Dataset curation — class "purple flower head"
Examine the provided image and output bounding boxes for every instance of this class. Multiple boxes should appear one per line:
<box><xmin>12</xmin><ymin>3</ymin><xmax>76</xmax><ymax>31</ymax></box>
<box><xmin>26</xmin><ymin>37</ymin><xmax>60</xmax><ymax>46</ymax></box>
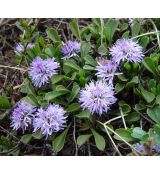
<box><xmin>61</xmin><ymin>41</ymin><xmax>81</xmax><ymax>59</ymax></box>
<box><xmin>95</xmin><ymin>59</ymin><xmax>120</xmax><ymax>84</ymax></box>
<box><xmin>11</xmin><ymin>101</ymin><xmax>36</xmax><ymax>132</ymax></box>
<box><xmin>134</xmin><ymin>143</ymin><xmax>145</xmax><ymax>153</ymax></box>
<box><xmin>28</xmin><ymin>56</ymin><xmax>59</xmax><ymax>87</ymax></box>
<box><xmin>27</xmin><ymin>43</ymin><xmax>35</xmax><ymax>49</ymax></box>
<box><xmin>15</xmin><ymin>43</ymin><xmax>35</xmax><ymax>53</ymax></box>
<box><xmin>152</xmin><ymin>145</ymin><xmax>160</xmax><ymax>153</ymax></box>
<box><xmin>33</xmin><ymin>104</ymin><xmax>67</xmax><ymax>138</ymax></box>
<box><xmin>79</xmin><ymin>80</ymin><xmax>117</xmax><ymax>115</ymax></box>
<box><xmin>15</xmin><ymin>43</ymin><xmax>24</xmax><ymax>53</ymax></box>
<box><xmin>110</xmin><ymin>39</ymin><xmax>144</xmax><ymax>64</ymax></box>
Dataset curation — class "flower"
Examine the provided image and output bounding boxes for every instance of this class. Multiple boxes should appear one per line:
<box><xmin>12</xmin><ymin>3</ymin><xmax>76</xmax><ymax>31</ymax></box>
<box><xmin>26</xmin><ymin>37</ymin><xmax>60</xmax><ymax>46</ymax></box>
<box><xmin>33</xmin><ymin>104</ymin><xmax>67</xmax><ymax>138</ymax></box>
<box><xmin>79</xmin><ymin>80</ymin><xmax>117</xmax><ymax>115</ymax></box>
<box><xmin>15</xmin><ymin>43</ymin><xmax>35</xmax><ymax>53</ymax></box>
<box><xmin>134</xmin><ymin>143</ymin><xmax>145</xmax><ymax>153</ymax></box>
<box><xmin>152</xmin><ymin>145</ymin><xmax>160</xmax><ymax>153</ymax></box>
<box><xmin>15</xmin><ymin>43</ymin><xmax>24</xmax><ymax>53</ymax></box>
<box><xmin>95</xmin><ymin>59</ymin><xmax>120</xmax><ymax>84</ymax></box>
<box><xmin>61</xmin><ymin>41</ymin><xmax>81</xmax><ymax>59</ymax></box>
<box><xmin>28</xmin><ymin>56</ymin><xmax>59</xmax><ymax>87</ymax></box>
<box><xmin>11</xmin><ymin>101</ymin><xmax>36</xmax><ymax>132</ymax></box>
<box><xmin>27</xmin><ymin>43</ymin><xmax>35</xmax><ymax>49</ymax></box>
<box><xmin>110</xmin><ymin>39</ymin><xmax>144</xmax><ymax>64</ymax></box>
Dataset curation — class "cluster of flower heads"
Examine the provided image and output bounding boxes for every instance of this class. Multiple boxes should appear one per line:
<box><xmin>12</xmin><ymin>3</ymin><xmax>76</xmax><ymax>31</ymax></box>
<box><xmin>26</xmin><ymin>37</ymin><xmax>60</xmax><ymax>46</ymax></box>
<box><xmin>28</xmin><ymin>56</ymin><xmax>59</xmax><ymax>87</ymax></box>
<box><xmin>134</xmin><ymin>143</ymin><xmax>160</xmax><ymax>154</ymax></box>
<box><xmin>11</xmin><ymin>101</ymin><xmax>67</xmax><ymax>138</ymax></box>
<box><xmin>61</xmin><ymin>41</ymin><xmax>81</xmax><ymax>59</ymax></box>
<box><xmin>15</xmin><ymin>43</ymin><xmax>35</xmax><ymax>53</ymax></box>
<box><xmin>95</xmin><ymin>39</ymin><xmax>144</xmax><ymax>84</ymax></box>
<box><xmin>13</xmin><ymin>39</ymin><xmax>144</xmax><ymax>123</ymax></box>
<box><xmin>80</xmin><ymin>39</ymin><xmax>144</xmax><ymax>115</ymax></box>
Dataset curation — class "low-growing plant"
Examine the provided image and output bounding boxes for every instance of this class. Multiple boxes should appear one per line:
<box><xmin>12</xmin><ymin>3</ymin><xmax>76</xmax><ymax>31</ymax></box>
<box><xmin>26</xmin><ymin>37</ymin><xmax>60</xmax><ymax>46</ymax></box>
<box><xmin>1</xmin><ymin>18</ymin><xmax>160</xmax><ymax>156</ymax></box>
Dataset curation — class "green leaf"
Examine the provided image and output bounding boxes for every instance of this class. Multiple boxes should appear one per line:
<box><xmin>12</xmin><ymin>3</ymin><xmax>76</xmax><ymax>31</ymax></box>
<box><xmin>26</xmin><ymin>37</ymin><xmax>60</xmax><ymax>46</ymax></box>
<box><xmin>66</xmin><ymin>103</ymin><xmax>80</xmax><ymax>113</ymax></box>
<box><xmin>157</xmin><ymin>84</ymin><xmax>160</xmax><ymax>95</ymax></box>
<box><xmin>46</xmin><ymin>28</ymin><xmax>61</xmax><ymax>42</ymax></box>
<box><xmin>131</xmin><ymin>22</ymin><xmax>141</xmax><ymax>37</ymax></box>
<box><xmin>140</xmin><ymin>36</ymin><xmax>149</xmax><ymax>48</ymax></box>
<box><xmin>92</xmin><ymin>18</ymin><xmax>101</xmax><ymax>28</ymax></box>
<box><xmin>118</xmin><ymin>102</ymin><xmax>131</xmax><ymax>114</ymax></box>
<box><xmin>149</xmin><ymin>129</ymin><xmax>160</xmax><ymax>145</ymax></box>
<box><xmin>83</xmin><ymin>65</ymin><xmax>95</xmax><ymax>71</ymax></box>
<box><xmin>91</xmin><ymin>128</ymin><xmax>105</xmax><ymax>151</ymax></box>
<box><xmin>134</xmin><ymin>88</ymin><xmax>142</xmax><ymax>97</ymax></box>
<box><xmin>115</xmin><ymin>83</ymin><xmax>125</xmax><ymax>93</ymax></box>
<box><xmin>120</xmin><ymin>23</ymin><xmax>128</xmax><ymax>31</ymax></box>
<box><xmin>52</xmin><ymin>124</ymin><xmax>70</xmax><ymax>153</ymax></box>
<box><xmin>122</xmin><ymin>31</ymin><xmax>130</xmax><ymax>39</ymax></box>
<box><xmin>148</xmin><ymin>79</ymin><xmax>157</xmax><ymax>90</ymax></box>
<box><xmin>77</xmin><ymin>134</ymin><xmax>92</xmax><ymax>147</ymax></box>
<box><xmin>32</xmin><ymin>131</ymin><xmax>43</xmax><ymax>140</ymax></box>
<box><xmin>83</xmin><ymin>55</ymin><xmax>96</xmax><ymax>66</ymax></box>
<box><xmin>56</xmin><ymin>85</ymin><xmax>70</xmax><ymax>93</ymax></box>
<box><xmin>104</xmin><ymin>19</ymin><xmax>118</xmax><ymax>43</ymax></box>
<box><xmin>81</xmin><ymin>42</ymin><xmax>90</xmax><ymax>58</ymax></box>
<box><xmin>156</xmin><ymin>95</ymin><xmax>160</xmax><ymax>105</ymax></box>
<box><xmin>118</xmin><ymin>74</ymin><xmax>128</xmax><ymax>81</ymax></box>
<box><xmin>64</xmin><ymin>60</ymin><xmax>82</xmax><ymax>72</ymax></box>
<box><xmin>124</xmin><ymin>62</ymin><xmax>131</xmax><ymax>71</ymax></box>
<box><xmin>76</xmin><ymin>110</ymin><xmax>91</xmax><ymax>119</ymax></box>
<box><xmin>106</xmin><ymin>19</ymin><xmax>118</xmax><ymax>38</ymax></box>
<box><xmin>0</xmin><ymin>94</ymin><xmax>11</xmax><ymax>109</ymax></box>
<box><xmin>131</xmin><ymin>127</ymin><xmax>146</xmax><ymax>139</ymax></box>
<box><xmin>147</xmin><ymin>106</ymin><xmax>160</xmax><ymax>124</ymax></box>
<box><xmin>125</xmin><ymin>112</ymin><xmax>140</xmax><ymax>122</ymax></box>
<box><xmin>114</xmin><ymin>128</ymin><xmax>136</xmax><ymax>142</ymax></box>
<box><xmin>20</xmin><ymin>81</ymin><xmax>35</xmax><ymax>95</ymax></box>
<box><xmin>45</xmin><ymin>44</ymin><xmax>55</xmax><ymax>57</ymax></box>
<box><xmin>45</xmin><ymin>91</ymin><xmax>68</xmax><ymax>101</ymax></box>
<box><xmin>51</xmin><ymin>75</ymin><xmax>64</xmax><ymax>85</ymax></box>
<box><xmin>154</xmin><ymin>124</ymin><xmax>160</xmax><ymax>136</ymax></box>
<box><xmin>69</xmin><ymin>19</ymin><xmax>80</xmax><ymax>39</ymax></box>
<box><xmin>135</xmin><ymin>103</ymin><xmax>146</xmax><ymax>111</ymax></box>
<box><xmin>21</xmin><ymin>134</ymin><xmax>32</xmax><ymax>144</ymax></box>
<box><xmin>33</xmin><ymin>43</ymin><xmax>41</xmax><ymax>55</ymax></box>
<box><xmin>26</xmin><ymin>94</ymin><xmax>39</xmax><ymax>106</ymax></box>
<box><xmin>140</xmin><ymin>87</ymin><xmax>155</xmax><ymax>103</ymax></box>
<box><xmin>98</xmin><ymin>44</ymin><xmax>107</xmax><ymax>55</ymax></box>
<box><xmin>68</xmin><ymin>84</ymin><xmax>80</xmax><ymax>103</ymax></box>
<box><xmin>143</xmin><ymin>57</ymin><xmax>158</xmax><ymax>75</ymax></box>
<box><xmin>126</xmin><ymin>76</ymin><xmax>138</xmax><ymax>87</ymax></box>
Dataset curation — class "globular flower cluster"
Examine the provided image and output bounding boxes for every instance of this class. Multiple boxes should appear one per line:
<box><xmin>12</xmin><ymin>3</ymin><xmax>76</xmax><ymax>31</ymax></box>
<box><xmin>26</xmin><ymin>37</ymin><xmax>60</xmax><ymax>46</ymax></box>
<box><xmin>95</xmin><ymin>59</ymin><xmax>119</xmax><ymax>84</ymax></box>
<box><xmin>15</xmin><ymin>43</ymin><xmax>35</xmax><ymax>53</ymax></box>
<box><xmin>11</xmin><ymin>102</ymin><xmax>67</xmax><ymax>138</ymax></box>
<box><xmin>33</xmin><ymin>104</ymin><xmax>67</xmax><ymax>138</ymax></box>
<box><xmin>79</xmin><ymin>80</ymin><xmax>117</xmax><ymax>115</ymax></box>
<box><xmin>11</xmin><ymin>101</ymin><xmax>36</xmax><ymax>132</ymax></box>
<box><xmin>61</xmin><ymin>41</ymin><xmax>81</xmax><ymax>59</ymax></box>
<box><xmin>28</xmin><ymin>56</ymin><xmax>59</xmax><ymax>87</ymax></box>
<box><xmin>109</xmin><ymin>39</ymin><xmax>144</xmax><ymax>64</ymax></box>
